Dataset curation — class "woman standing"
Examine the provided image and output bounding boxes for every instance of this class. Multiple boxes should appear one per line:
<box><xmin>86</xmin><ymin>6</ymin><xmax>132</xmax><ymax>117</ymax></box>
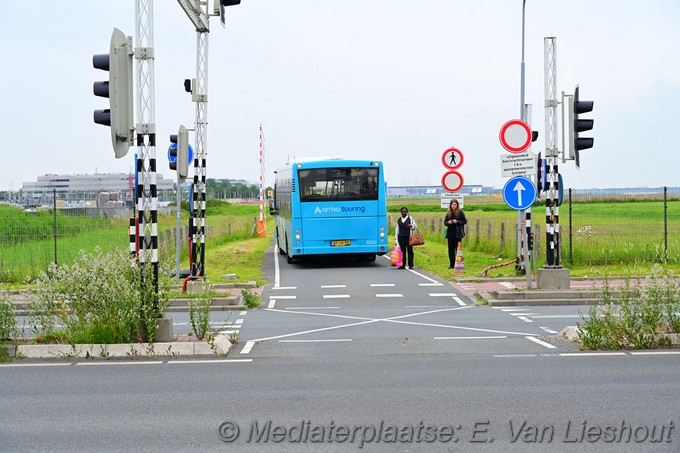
<box><xmin>395</xmin><ymin>207</ymin><xmax>417</xmax><ymax>269</ymax></box>
<box><xmin>444</xmin><ymin>199</ymin><xmax>467</xmax><ymax>269</ymax></box>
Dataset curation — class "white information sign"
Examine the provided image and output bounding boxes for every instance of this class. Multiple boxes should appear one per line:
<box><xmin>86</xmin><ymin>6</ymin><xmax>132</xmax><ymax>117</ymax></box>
<box><xmin>440</xmin><ymin>193</ymin><xmax>465</xmax><ymax>209</ymax></box>
<box><xmin>500</xmin><ymin>152</ymin><xmax>537</xmax><ymax>178</ymax></box>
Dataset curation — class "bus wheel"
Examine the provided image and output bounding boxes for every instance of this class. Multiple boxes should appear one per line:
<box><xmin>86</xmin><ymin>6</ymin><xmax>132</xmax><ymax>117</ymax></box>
<box><xmin>366</xmin><ymin>254</ymin><xmax>376</xmax><ymax>262</ymax></box>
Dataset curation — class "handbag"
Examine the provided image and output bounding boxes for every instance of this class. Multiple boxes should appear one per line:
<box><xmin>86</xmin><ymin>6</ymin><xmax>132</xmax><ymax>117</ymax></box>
<box><xmin>390</xmin><ymin>247</ymin><xmax>403</xmax><ymax>267</ymax></box>
<box><xmin>409</xmin><ymin>229</ymin><xmax>425</xmax><ymax>246</ymax></box>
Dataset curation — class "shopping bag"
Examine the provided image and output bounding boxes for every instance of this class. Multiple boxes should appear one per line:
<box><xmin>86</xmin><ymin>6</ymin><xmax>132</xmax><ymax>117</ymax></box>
<box><xmin>409</xmin><ymin>231</ymin><xmax>425</xmax><ymax>246</ymax></box>
<box><xmin>390</xmin><ymin>247</ymin><xmax>403</xmax><ymax>267</ymax></box>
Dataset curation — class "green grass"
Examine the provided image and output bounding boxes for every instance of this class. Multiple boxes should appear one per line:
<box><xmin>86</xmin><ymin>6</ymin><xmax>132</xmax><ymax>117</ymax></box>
<box><xmin>2</xmin><ymin>197</ymin><xmax>679</xmax><ymax>287</ymax></box>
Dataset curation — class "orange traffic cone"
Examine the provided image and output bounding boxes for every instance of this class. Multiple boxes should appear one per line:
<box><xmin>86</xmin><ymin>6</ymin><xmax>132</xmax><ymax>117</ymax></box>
<box><xmin>453</xmin><ymin>243</ymin><xmax>465</xmax><ymax>273</ymax></box>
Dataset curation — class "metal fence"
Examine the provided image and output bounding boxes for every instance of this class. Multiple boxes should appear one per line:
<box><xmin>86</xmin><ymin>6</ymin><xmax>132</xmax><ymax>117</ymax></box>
<box><xmin>0</xmin><ymin>205</ymin><xmax>257</xmax><ymax>284</ymax></box>
<box><xmin>2</xmin><ymin>187</ymin><xmax>679</xmax><ymax>284</ymax></box>
<box><xmin>563</xmin><ymin>186</ymin><xmax>680</xmax><ymax>265</ymax></box>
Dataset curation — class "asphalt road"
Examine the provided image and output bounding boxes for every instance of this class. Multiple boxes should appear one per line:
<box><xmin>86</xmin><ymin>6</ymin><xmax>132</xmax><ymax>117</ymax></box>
<box><xmin>3</xmin><ymin>245</ymin><xmax>679</xmax><ymax>452</ymax></box>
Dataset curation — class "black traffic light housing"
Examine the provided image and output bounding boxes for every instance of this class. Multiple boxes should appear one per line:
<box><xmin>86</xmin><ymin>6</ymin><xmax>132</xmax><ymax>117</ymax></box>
<box><xmin>93</xmin><ymin>28</ymin><xmax>134</xmax><ymax>159</ymax></box>
<box><xmin>169</xmin><ymin>126</ymin><xmax>190</xmax><ymax>182</ymax></box>
<box><xmin>570</xmin><ymin>85</ymin><xmax>594</xmax><ymax>169</ymax></box>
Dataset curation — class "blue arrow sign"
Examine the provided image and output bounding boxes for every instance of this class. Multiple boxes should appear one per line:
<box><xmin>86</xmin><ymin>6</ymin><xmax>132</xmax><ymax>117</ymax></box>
<box><xmin>167</xmin><ymin>143</ymin><xmax>194</xmax><ymax>164</ymax></box>
<box><xmin>503</xmin><ymin>176</ymin><xmax>537</xmax><ymax>211</ymax></box>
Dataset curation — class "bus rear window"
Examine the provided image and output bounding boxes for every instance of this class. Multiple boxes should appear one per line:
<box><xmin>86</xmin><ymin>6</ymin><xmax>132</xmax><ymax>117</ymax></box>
<box><xmin>298</xmin><ymin>167</ymin><xmax>379</xmax><ymax>202</ymax></box>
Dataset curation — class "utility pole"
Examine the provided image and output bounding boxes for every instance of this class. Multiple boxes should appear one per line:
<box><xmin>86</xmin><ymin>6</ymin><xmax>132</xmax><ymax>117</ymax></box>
<box><xmin>177</xmin><ymin>0</ymin><xmax>241</xmax><ymax>277</ymax></box>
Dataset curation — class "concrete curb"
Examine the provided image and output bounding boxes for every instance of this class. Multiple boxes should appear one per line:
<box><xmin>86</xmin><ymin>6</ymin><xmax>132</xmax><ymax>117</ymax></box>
<box><xmin>14</xmin><ymin>334</ymin><xmax>232</xmax><ymax>359</ymax></box>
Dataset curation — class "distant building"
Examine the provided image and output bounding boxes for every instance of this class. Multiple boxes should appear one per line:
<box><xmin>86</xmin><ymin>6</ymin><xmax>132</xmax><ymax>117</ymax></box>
<box><xmin>21</xmin><ymin>173</ymin><xmax>174</xmax><ymax>205</ymax></box>
<box><xmin>386</xmin><ymin>185</ymin><xmax>490</xmax><ymax>197</ymax></box>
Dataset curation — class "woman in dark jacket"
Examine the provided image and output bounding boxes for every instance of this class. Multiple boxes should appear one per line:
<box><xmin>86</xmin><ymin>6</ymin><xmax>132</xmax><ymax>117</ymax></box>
<box><xmin>444</xmin><ymin>199</ymin><xmax>467</xmax><ymax>269</ymax></box>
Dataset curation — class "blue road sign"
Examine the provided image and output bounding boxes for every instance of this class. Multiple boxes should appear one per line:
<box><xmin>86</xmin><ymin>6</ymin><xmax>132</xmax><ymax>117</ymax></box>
<box><xmin>503</xmin><ymin>176</ymin><xmax>537</xmax><ymax>210</ymax></box>
<box><xmin>167</xmin><ymin>143</ymin><xmax>194</xmax><ymax>164</ymax></box>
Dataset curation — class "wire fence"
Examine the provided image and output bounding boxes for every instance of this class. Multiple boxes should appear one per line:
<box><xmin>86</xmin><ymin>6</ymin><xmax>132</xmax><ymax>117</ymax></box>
<box><xmin>0</xmin><ymin>204</ymin><xmax>257</xmax><ymax>284</ymax></box>
<box><xmin>396</xmin><ymin>186</ymin><xmax>680</xmax><ymax>268</ymax></box>
<box><xmin>2</xmin><ymin>187</ymin><xmax>679</xmax><ymax>283</ymax></box>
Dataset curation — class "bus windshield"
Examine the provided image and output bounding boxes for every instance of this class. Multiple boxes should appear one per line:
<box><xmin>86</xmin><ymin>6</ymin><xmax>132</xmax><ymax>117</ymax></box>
<box><xmin>298</xmin><ymin>167</ymin><xmax>379</xmax><ymax>202</ymax></box>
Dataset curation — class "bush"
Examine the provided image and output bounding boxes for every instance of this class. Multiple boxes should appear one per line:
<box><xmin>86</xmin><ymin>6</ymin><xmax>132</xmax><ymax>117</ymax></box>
<box><xmin>578</xmin><ymin>266</ymin><xmax>680</xmax><ymax>349</ymax></box>
<box><xmin>0</xmin><ymin>296</ymin><xmax>17</xmax><ymax>341</ymax></box>
<box><xmin>27</xmin><ymin>248</ymin><xmax>170</xmax><ymax>345</ymax></box>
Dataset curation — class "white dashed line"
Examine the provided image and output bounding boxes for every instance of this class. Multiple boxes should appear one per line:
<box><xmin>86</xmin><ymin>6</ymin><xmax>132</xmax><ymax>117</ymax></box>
<box><xmin>452</xmin><ymin>297</ymin><xmax>467</xmax><ymax>306</ymax></box>
<box><xmin>517</xmin><ymin>316</ymin><xmax>533</xmax><ymax>323</ymax></box>
<box><xmin>279</xmin><ymin>339</ymin><xmax>352</xmax><ymax>343</ymax></box>
<box><xmin>268</xmin><ymin>300</ymin><xmax>276</xmax><ymax>309</ymax></box>
<box><xmin>540</xmin><ymin>327</ymin><xmax>559</xmax><ymax>334</ymax></box>
<box><xmin>273</xmin><ymin>286</ymin><xmax>297</xmax><ymax>290</ymax></box>
<box><xmin>270</xmin><ymin>295</ymin><xmax>296</xmax><ymax>299</ymax></box>
<box><xmin>371</xmin><ymin>283</ymin><xmax>395</xmax><ymax>287</ymax></box>
<box><xmin>434</xmin><ymin>336</ymin><xmax>507</xmax><ymax>340</ymax></box>
<box><xmin>285</xmin><ymin>307</ymin><xmax>340</xmax><ymax>310</ymax></box>
<box><xmin>241</xmin><ymin>341</ymin><xmax>255</xmax><ymax>354</ymax></box>
<box><xmin>525</xmin><ymin>336</ymin><xmax>557</xmax><ymax>349</ymax></box>
<box><xmin>323</xmin><ymin>294</ymin><xmax>350</xmax><ymax>299</ymax></box>
<box><xmin>429</xmin><ymin>293</ymin><xmax>458</xmax><ymax>297</ymax></box>
<box><xmin>376</xmin><ymin>294</ymin><xmax>403</xmax><ymax>298</ymax></box>
<box><xmin>321</xmin><ymin>285</ymin><xmax>346</xmax><ymax>288</ymax></box>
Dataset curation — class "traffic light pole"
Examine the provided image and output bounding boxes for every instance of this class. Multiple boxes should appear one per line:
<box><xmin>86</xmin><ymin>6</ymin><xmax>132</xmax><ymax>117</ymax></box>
<box><xmin>135</xmin><ymin>0</ymin><xmax>160</xmax><ymax>298</ymax></box>
<box><xmin>191</xmin><ymin>29</ymin><xmax>209</xmax><ymax>277</ymax></box>
<box><xmin>543</xmin><ymin>37</ymin><xmax>561</xmax><ymax>268</ymax></box>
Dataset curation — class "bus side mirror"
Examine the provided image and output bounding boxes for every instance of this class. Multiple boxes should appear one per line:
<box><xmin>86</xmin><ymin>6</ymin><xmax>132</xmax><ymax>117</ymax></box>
<box><xmin>269</xmin><ymin>199</ymin><xmax>278</xmax><ymax>216</ymax></box>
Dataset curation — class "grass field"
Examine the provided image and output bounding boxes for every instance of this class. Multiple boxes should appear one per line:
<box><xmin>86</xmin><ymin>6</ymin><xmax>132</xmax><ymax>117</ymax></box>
<box><xmin>1</xmin><ymin>195</ymin><xmax>679</xmax><ymax>287</ymax></box>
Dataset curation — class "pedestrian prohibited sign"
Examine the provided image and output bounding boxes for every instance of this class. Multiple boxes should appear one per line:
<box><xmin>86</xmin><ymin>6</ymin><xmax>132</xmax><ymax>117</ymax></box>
<box><xmin>442</xmin><ymin>147</ymin><xmax>464</xmax><ymax>170</ymax></box>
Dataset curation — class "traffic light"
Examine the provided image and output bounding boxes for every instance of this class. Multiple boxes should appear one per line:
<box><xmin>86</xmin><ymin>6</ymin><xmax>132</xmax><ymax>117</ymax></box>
<box><xmin>93</xmin><ymin>28</ymin><xmax>134</xmax><ymax>159</ymax></box>
<box><xmin>569</xmin><ymin>85</ymin><xmax>594</xmax><ymax>170</ymax></box>
<box><xmin>169</xmin><ymin>125</ymin><xmax>189</xmax><ymax>182</ymax></box>
<box><xmin>217</xmin><ymin>0</ymin><xmax>241</xmax><ymax>26</ymax></box>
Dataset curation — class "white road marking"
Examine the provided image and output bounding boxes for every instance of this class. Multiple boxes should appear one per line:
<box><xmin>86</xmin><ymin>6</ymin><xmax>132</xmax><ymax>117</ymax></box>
<box><xmin>559</xmin><ymin>352</ymin><xmax>627</xmax><ymax>357</ymax></box>
<box><xmin>525</xmin><ymin>336</ymin><xmax>557</xmax><ymax>349</ymax></box>
<box><xmin>285</xmin><ymin>307</ymin><xmax>340</xmax><ymax>310</ymax></box>
<box><xmin>510</xmin><ymin>312</ymin><xmax>540</xmax><ymax>316</ymax></box>
<box><xmin>75</xmin><ymin>361</ymin><xmax>163</xmax><ymax>366</ymax></box>
<box><xmin>376</xmin><ymin>294</ymin><xmax>403</xmax><ymax>298</ymax></box>
<box><xmin>271</xmin><ymin>295</ymin><xmax>296</xmax><ymax>299</ymax></box>
<box><xmin>273</xmin><ymin>244</ymin><xmax>281</xmax><ymax>288</ymax></box>
<box><xmin>434</xmin><ymin>335</ymin><xmax>507</xmax><ymax>340</ymax></box>
<box><xmin>495</xmin><ymin>308</ymin><xmax>530</xmax><ymax>312</ymax></box>
<box><xmin>241</xmin><ymin>341</ymin><xmax>255</xmax><ymax>354</ymax></box>
<box><xmin>419</xmin><ymin>283</ymin><xmax>444</xmax><ymax>287</ymax></box>
<box><xmin>429</xmin><ymin>293</ymin><xmax>458</xmax><ymax>297</ymax></box>
<box><xmin>540</xmin><ymin>327</ymin><xmax>559</xmax><ymax>334</ymax></box>
<box><xmin>630</xmin><ymin>351</ymin><xmax>680</xmax><ymax>355</ymax></box>
<box><xmin>240</xmin><ymin>311</ymin><xmax>248</xmax><ymax>316</ymax></box>
<box><xmin>517</xmin><ymin>316</ymin><xmax>533</xmax><ymax>323</ymax></box>
<box><xmin>167</xmin><ymin>359</ymin><xmax>253</xmax><ymax>364</ymax></box>
<box><xmin>453</xmin><ymin>297</ymin><xmax>466</xmax><ymax>306</ymax></box>
<box><xmin>268</xmin><ymin>300</ymin><xmax>276</xmax><ymax>309</ymax></box>
<box><xmin>499</xmin><ymin>282</ymin><xmax>517</xmax><ymax>289</ymax></box>
<box><xmin>530</xmin><ymin>315</ymin><xmax>584</xmax><ymax>319</ymax></box>
<box><xmin>235</xmin><ymin>319</ymin><xmax>244</xmax><ymax>325</ymax></box>
<box><xmin>273</xmin><ymin>286</ymin><xmax>297</xmax><ymax>290</ymax></box>
<box><xmin>0</xmin><ymin>363</ymin><xmax>73</xmax><ymax>368</ymax></box>
<box><xmin>371</xmin><ymin>283</ymin><xmax>395</xmax><ymax>287</ymax></box>
<box><xmin>495</xmin><ymin>354</ymin><xmax>537</xmax><ymax>358</ymax></box>
<box><xmin>321</xmin><ymin>285</ymin><xmax>346</xmax><ymax>288</ymax></box>
<box><xmin>323</xmin><ymin>294</ymin><xmax>350</xmax><ymax>299</ymax></box>
<box><xmin>279</xmin><ymin>339</ymin><xmax>352</xmax><ymax>343</ymax></box>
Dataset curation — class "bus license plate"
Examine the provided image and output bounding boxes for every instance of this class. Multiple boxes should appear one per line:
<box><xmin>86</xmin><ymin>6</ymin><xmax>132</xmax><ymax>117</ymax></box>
<box><xmin>331</xmin><ymin>240</ymin><xmax>351</xmax><ymax>246</ymax></box>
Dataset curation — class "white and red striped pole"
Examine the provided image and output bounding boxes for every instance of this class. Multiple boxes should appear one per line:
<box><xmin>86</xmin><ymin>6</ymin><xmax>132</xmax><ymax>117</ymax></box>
<box><xmin>257</xmin><ymin>123</ymin><xmax>266</xmax><ymax>237</ymax></box>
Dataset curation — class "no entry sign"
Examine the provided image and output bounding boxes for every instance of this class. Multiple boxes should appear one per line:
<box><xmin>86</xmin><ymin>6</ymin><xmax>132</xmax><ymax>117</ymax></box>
<box><xmin>442</xmin><ymin>171</ymin><xmax>464</xmax><ymax>193</ymax></box>
<box><xmin>499</xmin><ymin>119</ymin><xmax>532</xmax><ymax>153</ymax></box>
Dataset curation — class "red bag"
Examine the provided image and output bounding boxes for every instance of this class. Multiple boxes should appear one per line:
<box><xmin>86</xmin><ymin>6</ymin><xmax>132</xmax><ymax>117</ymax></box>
<box><xmin>390</xmin><ymin>247</ymin><xmax>403</xmax><ymax>267</ymax></box>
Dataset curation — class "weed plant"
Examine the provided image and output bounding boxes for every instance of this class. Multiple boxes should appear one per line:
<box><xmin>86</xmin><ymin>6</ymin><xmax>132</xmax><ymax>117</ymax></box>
<box><xmin>188</xmin><ymin>288</ymin><xmax>213</xmax><ymax>341</ymax></box>
<box><xmin>26</xmin><ymin>247</ymin><xmax>171</xmax><ymax>345</ymax></box>
<box><xmin>578</xmin><ymin>265</ymin><xmax>680</xmax><ymax>349</ymax></box>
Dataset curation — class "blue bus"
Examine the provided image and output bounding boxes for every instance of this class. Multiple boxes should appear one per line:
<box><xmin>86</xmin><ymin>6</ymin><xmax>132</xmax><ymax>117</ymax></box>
<box><xmin>270</xmin><ymin>158</ymin><xmax>389</xmax><ymax>263</ymax></box>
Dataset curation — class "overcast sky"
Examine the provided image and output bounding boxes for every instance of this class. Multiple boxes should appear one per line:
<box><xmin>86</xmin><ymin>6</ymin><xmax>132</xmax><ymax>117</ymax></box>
<box><xmin>1</xmin><ymin>0</ymin><xmax>678</xmax><ymax>192</ymax></box>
